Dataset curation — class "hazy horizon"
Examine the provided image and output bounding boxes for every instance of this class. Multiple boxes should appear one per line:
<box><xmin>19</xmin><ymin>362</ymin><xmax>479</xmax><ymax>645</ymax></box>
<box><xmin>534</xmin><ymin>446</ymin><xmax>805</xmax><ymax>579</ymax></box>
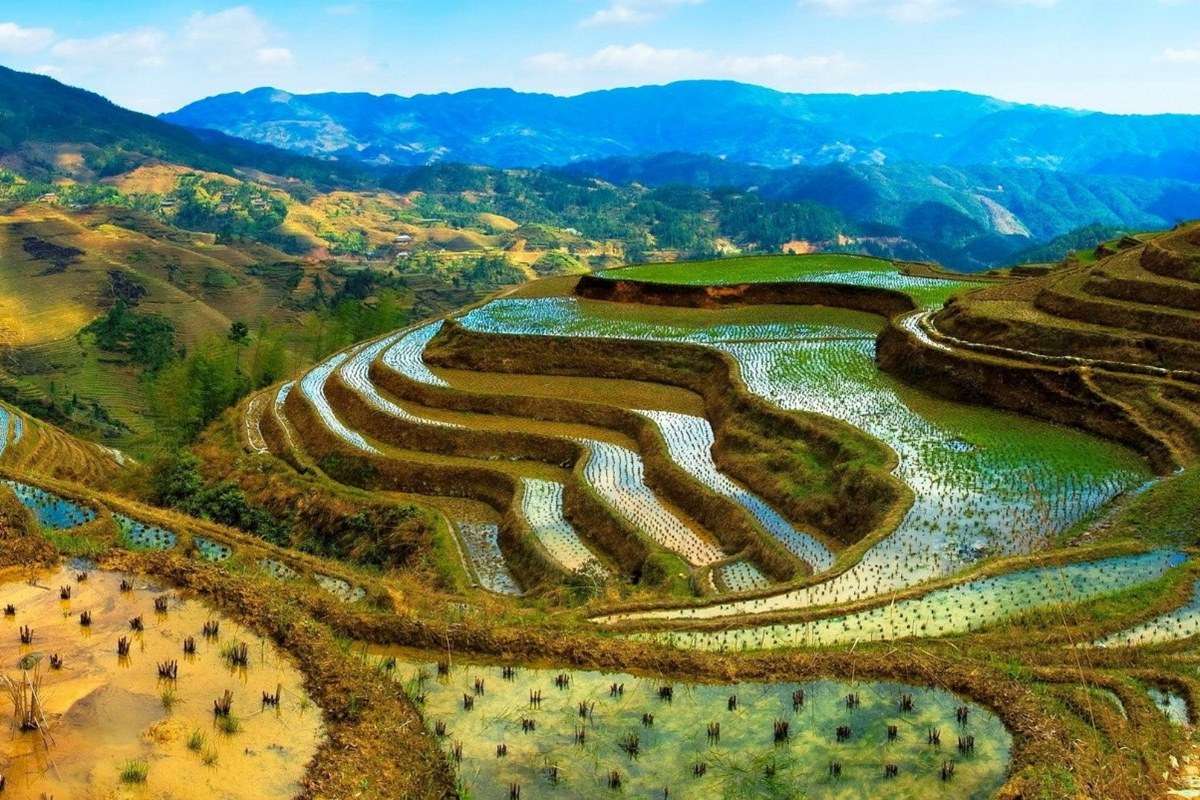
<box><xmin>3</xmin><ymin>0</ymin><xmax>1199</xmax><ymax>116</ymax></box>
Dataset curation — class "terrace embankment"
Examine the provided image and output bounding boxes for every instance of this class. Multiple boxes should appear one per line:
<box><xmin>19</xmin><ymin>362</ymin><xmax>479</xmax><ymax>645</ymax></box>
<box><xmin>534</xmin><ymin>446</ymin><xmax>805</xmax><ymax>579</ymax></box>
<box><xmin>422</xmin><ymin>320</ymin><xmax>904</xmax><ymax>553</ymax></box>
<box><xmin>576</xmin><ymin>273</ymin><xmax>917</xmax><ymax>317</ymax></box>
<box><xmin>282</xmin><ymin>383</ymin><xmax>576</xmax><ymax>593</ymax></box>
<box><xmin>367</xmin><ymin>332</ymin><xmax>811</xmax><ymax>582</ymax></box>
<box><xmin>877</xmin><ymin>323</ymin><xmax>1192</xmax><ymax>473</ymax></box>
<box><xmin>890</xmin><ymin>224</ymin><xmax>1200</xmax><ymax>471</ymax></box>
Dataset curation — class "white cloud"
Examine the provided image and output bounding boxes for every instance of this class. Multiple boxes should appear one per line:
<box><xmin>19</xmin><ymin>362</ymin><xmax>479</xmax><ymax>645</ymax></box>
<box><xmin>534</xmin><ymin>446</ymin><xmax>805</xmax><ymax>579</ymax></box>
<box><xmin>183</xmin><ymin>6</ymin><xmax>270</xmax><ymax>50</ymax></box>
<box><xmin>801</xmin><ymin>0</ymin><xmax>1058</xmax><ymax>22</ymax></box>
<box><xmin>1163</xmin><ymin>46</ymin><xmax>1200</xmax><ymax>63</ymax></box>
<box><xmin>51</xmin><ymin>28</ymin><xmax>168</xmax><ymax>69</ymax></box>
<box><xmin>581</xmin><ymin>0</ymin><xmax>704</xmax><ymax>27</ymax></box>
<box><xmin>525</xmin><ymin>43</ymin><xmax>858</xmax><ymax>88</ymax></box>
<box><xmin>255</xmin><ymin>47</ymin><xmax>295</xmax><ymax>67</ymax></box>
<box><xmin>0</xmin><ymin>21</ymin><xmax>54</xmax><ymax>54</ymax></box>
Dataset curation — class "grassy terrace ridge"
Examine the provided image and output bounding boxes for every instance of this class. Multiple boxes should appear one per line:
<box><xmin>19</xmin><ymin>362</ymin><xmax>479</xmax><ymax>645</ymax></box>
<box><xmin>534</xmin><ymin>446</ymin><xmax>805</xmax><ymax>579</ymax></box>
<box><xmin>598</xmin><ymin>252</ymin><xmax>993</xmax><ymax>308</ymax></box>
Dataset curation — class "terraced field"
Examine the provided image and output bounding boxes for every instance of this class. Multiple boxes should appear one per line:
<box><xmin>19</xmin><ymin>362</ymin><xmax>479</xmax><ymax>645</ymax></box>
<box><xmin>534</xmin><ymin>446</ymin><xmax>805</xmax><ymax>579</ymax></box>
<box><xmin>9</xmin><ymin>247</ymin><xmax>1199</xmax><ymax>799</ymax></box>
<box><xmin>457</xmin><ymin>297</ymin><xmax>1150</xmax><ymax>619</ymax></box>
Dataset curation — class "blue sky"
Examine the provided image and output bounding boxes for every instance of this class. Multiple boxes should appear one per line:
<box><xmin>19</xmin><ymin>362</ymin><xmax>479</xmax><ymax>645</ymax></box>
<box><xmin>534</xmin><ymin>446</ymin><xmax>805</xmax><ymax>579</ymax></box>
<box><xmin>1</xmin><ymin>1</ymin><xmax>1198</xmax><ymax>114</ymax></box>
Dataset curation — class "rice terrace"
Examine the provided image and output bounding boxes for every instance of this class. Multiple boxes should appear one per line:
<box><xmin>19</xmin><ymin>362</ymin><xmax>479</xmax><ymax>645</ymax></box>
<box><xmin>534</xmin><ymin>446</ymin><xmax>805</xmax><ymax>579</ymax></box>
<box><xmin>2</xmin><ymin>3</ymin><xmax>1200</xmax><ymax>798</ymax></box>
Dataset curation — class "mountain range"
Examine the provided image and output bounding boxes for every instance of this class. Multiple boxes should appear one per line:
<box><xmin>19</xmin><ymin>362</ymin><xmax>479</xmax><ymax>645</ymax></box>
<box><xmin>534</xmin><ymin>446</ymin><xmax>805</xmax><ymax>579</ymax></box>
<box><xmin>3</xmin><ymin>65</ymin><xmax>1200</xmax><ymax>270</ymax></box>
<box><xmin>164</xmin><ymin>81</ymin><xmax>1200</xmax><ymax>178</ymax></box>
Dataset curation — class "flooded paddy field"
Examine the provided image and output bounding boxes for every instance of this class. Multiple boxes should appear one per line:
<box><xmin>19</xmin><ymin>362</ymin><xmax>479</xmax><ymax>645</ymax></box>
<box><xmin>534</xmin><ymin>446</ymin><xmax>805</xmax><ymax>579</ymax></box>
<box><xmin>456</xmin><ymin>298</ymin><xmax>1152</xmax><ymax>617</ymax></box>
<box><xmin>376</xmin><ymin>653</ymin><xmax>1012</xmax><ymax>800</ymax></box>
<box><xmin>0</xmin><ymin>566</ymin><xmax>322</xmax><ymax>799</ymax></box>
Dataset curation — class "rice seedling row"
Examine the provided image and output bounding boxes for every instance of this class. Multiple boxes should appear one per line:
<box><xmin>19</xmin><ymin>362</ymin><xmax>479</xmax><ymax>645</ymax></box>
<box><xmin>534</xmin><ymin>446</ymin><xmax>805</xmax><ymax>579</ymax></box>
<box><xmin>378</xmin><ymin>323</ymin><xmax>724</xmax><ymax>570</ymax></box>
<box><xmin>636</xmin><ymin>408</ymin><xmax>833</xmax><ymax>571</ymax></box>
<box><xmin>382</xmin><ymin>320</ymin><xmax>449</xmax><ymax>388</ymax></box>
<box><xmin>576</xmin><ymin>438</ymin><xmax>725</xmax><ymax>566</ymax></box>
<box><xmin>341</xmin><ymin>329</ymin><xmax>458</xmax><ymax>428</ymax></box>
<box><xmin>384</xmin><ymin>655</ymin><xmax>1011</xmax><ymax>799</ymax></box>
<box><xmin>114</xmin><ymin>513</ymin><xmax>177</xmax><ymax>551</ymax></box>
<box><xmin>194</xmin><ymin>536</ymin><xmax>233</xmax><ymax>563</ymax></box>
<box><xmin>243</xmin><ymin>391</ymin><xmax>271</xmax><ymax>455</ymax></box>
<box><xmin>633</xmin><ymin>550</ymin><xmax>1186</xmax><ymax>651</ymax></box>
<box><xmin>455</xmin><ymin>298</ymin><xmax>1150</xmax><ymax>620</ymax></box>
<box><xmin>717</xmin><ymin>561</ymin><xmax>771</xmax><ymax>593</ymax></box>
<box><xmin>1094</xmin><ymin>579</ymin><xmax>1200</xmax><ymax>648</ymax></box>
<box><xmin>4</xmin><ymin>479</ymin><xmax>96</xmax><ymax>530</ymax></box>
<box><xmin>297</xmin><ymin>347</ymin><xmax>379</xmax><ymax>455</ymax></box>
<box><xmin>521</xmin><ymin>478</ymin><xmax>606</xmax><ymax>575</ymax></box>
<box><xmin>458</xmin><ymin>522</ymin><xmax>523</xmax><ymax>595</ymax></box>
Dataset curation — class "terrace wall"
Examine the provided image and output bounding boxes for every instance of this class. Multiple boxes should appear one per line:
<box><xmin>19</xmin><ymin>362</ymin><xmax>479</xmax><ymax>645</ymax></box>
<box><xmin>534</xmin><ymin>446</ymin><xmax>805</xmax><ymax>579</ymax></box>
<box><xmin>877</xmin><ymin>321</ymin><xmax>1180</xmax><ymax>474</ymax></box>
<box><xmin>419</xmin><ymin>321</ymin><xmax>902</xmax><ymax>554</ymax></box>
<box><xmin>576</xmin><ymin>274</ymin><xmax>916</xmax><ymax>317</ymax></box>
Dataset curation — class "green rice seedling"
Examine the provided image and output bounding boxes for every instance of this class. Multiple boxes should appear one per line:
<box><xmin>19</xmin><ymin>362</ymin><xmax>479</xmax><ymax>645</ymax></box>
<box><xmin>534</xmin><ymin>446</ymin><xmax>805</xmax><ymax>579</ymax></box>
<box><xmin>187</xmin><ymin>729</ymin><xmax>206</xmax><ymax>752</ymax></box>
<box><xmin>216</xmin><ymin>712</ymin><xmax>242</xmax><ymax>735</ymax></box>
<box><xmin>119</xmin><ymin>759</ymin><xmax>149</xmax><ymax>784</ymax></box>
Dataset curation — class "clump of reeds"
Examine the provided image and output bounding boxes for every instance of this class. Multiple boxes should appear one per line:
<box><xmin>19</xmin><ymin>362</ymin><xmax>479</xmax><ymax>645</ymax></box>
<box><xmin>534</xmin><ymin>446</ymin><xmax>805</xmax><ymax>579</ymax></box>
<box><xmin>202</xmin><ymin>620</ymin><xmax>220</xmax><ymax>639</ymax></box>
<box><xmin>18</xmin><ymin>626</ymin><xmax>32</xmax><ymax>645</ymax></box>
<box><xmin>128</xmin><ymin>615</ymin><xmax>144</xmax><ymax>632</ymax></box>
<box><xmin>183</xmin><ymin>636</ymin><xmax>196</xmax><ymax>655</ymax></box>
<box><xmin>2</xmin><ymin>665</ymin><xmax>47</xmax><ymax>732</ymax></box>
<box><xmin>154</xmin><ymin>597</ymin><xmax>168</xmax><ymax>614</ymax></box>
<box><xmin>117</xmin><ymin>636</ymin><xmax>131</xmax><ymax>657</ymax></box>
<box><xmin>213</xmin><ymin>689</ymin><xmax>233</xmax><ymax>717</ymax></box>
<box><xmin>262</xmin><ymin>684</ymin><xmax>281</xmax><ymax>708</ymax></box>
<box><xmin>49</xmin><ymin>654</ymin><xmax>63</xmax><ymax>671</ymax></box>
<box><xmin>157</xmin><ymin>660</ymin><xmax>178</xmax><ymax>680</ymax></box>
<box><xmin>79</xmin><ymin>611</ymin><xmax>92</xmax><ymax>627</ymax></box>
<box><xmin>59</xmin><ymin>586</ymin><xmax>71</xmax><ymax>600</ymax></box>
<box><xmin>224</xmin><ymin>642</ymin><xmax>249</xmax><ymax>668</ymax></box>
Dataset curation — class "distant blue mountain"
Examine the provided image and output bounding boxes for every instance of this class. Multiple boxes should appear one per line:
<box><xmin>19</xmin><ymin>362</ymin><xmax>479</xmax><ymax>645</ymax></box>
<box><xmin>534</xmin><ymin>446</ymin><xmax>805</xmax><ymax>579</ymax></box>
<box><xmin>164</xmin><ymin>81</ymin><xmax>1200</xmax><ymax>179</ymax></box>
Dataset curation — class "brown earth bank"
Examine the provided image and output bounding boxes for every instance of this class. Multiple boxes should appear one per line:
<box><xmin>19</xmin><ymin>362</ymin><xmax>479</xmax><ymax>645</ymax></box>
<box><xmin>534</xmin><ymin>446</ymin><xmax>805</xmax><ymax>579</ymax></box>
<box><xmin>576</xmin><ymin>273</ymin><xmax>917</xmax><ymax>317</ymax></box>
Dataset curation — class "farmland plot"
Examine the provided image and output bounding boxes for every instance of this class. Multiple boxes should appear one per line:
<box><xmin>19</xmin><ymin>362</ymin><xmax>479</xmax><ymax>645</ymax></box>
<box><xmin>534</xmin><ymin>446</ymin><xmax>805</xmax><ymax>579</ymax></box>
<box><xmin>115</xmin><ymin>513</ymin><xmax>177</xmax><ymax>551</ymax></box>
<box><xmin>458</xmin><ymin>299</ymin><xmax>1150</xmax><ymax>620</ymax></box>
<box><xmin>717</xmin><ymin>560</ymin><xmax>772</xmax><ymax>593</ymax></box>
<box><xmin>577</xmin><ymin>437</ymin><xmax>724</xmax><ymax>566</ymax></box>
<box><xmin>4</xmin><ymin>480</ymin><xmax>96</xmax><ymax>529</ymax></box>
<box><xmin>298</xmin><ymin>348</ymin><xmax>379</xmax><ymax>454</ymax></box>
<box><xmin>0</xmin><ymin>567</ymin><xmax>322</xmax><ymax>800</ymax></box>
<box><xmin>1094</xmin><ymin>579</ymin><xmax>1200</xmax><ymax>648</ymax></box>
<box><xmin>606</xmin><ymin>254</ymin><xmax>988</xmax><ymax>309</ymax></box>
<box><xmin>637</xmin><ymin>409</ymin><xmax>833</xmax><ymax>571</ymax></box>
<box><xmin>341</xmin><ymin>329</ymin><xmax>458</xmax><ymax>428</ymax></box>
<box><xmin>521</xmin><ymin>478</ymin><xmax>605</xmax><ymax>575</ymax></box>
<box><xmin>382</xmin><ymin>321</ymin><xmax>449</xmax><ymax>388</ymax></box>
<box><xmin>385</xmin><ymin>655</ymin><xmax>1012</xmax><ymax>800</ymax></box>
<box><xmin>458</xmin><ymin>521</ymin><xmax>523</xmax><ymax>595</ymax></box>
<box><xmin>375</xmin><ymin>323</ymin><xmax>723</xmax><ymax>569</ymax></box>
<box><xmin>638</xmin><ymin>550</ymin><xmax>1186</xmax><ymax>651</ymax></box>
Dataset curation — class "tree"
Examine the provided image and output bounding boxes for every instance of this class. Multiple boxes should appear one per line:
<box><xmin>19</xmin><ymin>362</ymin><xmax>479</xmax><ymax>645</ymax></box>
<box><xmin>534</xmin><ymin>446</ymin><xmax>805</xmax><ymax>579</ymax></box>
<box><xmin>228</xmin><ymin>320</ymin><xmax>249</xmax><ymax>370</ymax></box>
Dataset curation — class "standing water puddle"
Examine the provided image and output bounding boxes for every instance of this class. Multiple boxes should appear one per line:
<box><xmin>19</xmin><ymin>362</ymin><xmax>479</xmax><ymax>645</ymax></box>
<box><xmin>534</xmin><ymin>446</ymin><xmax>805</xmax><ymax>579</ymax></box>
<box><xmin>0</xmin><ymin>566</ymin><xmax>323</xmax><ymax>799</ymax></box>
